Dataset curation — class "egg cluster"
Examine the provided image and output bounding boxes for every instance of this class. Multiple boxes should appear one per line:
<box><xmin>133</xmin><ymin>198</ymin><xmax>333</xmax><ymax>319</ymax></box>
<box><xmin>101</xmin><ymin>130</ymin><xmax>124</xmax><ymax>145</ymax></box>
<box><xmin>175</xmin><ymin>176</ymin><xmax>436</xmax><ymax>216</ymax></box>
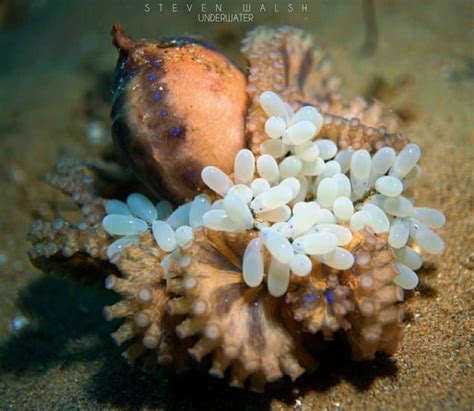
<box><xmin>102</xmin><ymin>91</ymin><xmax>445</xmax><ymax>297</ymax></box>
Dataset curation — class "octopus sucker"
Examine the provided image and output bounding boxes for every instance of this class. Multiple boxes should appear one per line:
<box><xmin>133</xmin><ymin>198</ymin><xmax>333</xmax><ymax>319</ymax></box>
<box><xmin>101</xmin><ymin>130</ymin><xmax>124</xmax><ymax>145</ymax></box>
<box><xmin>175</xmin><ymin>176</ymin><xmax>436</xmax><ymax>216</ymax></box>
<box><xmin>165</xmin><ymin>229</ymin><xmax>313</xmax><ymax>388</ymax></box>
<box><xmin>242</xmin><ymin>26</ymin><xmax>403</xmax><ymax>156</ymax></box>
<box><xmin>27</xmin><ymin>24</ymin><xmax>446</xmax><ymax>391</ymax></box>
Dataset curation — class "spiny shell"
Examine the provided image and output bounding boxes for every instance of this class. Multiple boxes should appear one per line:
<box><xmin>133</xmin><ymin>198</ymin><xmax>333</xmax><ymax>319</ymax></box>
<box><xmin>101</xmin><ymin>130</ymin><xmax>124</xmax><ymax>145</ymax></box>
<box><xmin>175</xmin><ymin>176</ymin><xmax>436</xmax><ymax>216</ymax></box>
<box><xmin>111</xmin><ymin>24</ymin><xmax>247</xmax><ymax>203</ymax></box>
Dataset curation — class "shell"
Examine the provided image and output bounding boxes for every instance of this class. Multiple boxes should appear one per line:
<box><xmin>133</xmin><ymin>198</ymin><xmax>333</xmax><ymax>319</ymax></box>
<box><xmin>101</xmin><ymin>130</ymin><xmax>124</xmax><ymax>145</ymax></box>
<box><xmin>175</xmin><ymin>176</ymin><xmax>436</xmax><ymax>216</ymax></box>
<box><xmin>111</xmin><ymin>24</ymin><xmax>247</xmax><ymax>203</ymax></box>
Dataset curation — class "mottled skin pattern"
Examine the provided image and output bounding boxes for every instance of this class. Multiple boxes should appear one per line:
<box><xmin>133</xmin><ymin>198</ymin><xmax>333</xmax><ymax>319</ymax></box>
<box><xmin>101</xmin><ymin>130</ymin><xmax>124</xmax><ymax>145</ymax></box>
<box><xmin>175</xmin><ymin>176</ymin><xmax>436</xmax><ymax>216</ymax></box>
<box><xmin>28</xmin><ymin>25</ymin><xmax>409</xmax><ymax>391</ymax></box>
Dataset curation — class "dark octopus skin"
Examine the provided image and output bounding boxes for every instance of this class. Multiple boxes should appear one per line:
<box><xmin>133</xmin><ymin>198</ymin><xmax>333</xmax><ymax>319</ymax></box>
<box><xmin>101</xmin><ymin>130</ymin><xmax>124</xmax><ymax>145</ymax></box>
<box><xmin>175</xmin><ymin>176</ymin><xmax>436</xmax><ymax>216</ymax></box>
<box><xmin>111</xmin><ymin>24</ymin><xmax>247</xmax><ymax>203</ymax></box>
<box><xmin>26</xmin><ymin>25</ymin><xmax>410</xmax><ymax>391</ymax></box>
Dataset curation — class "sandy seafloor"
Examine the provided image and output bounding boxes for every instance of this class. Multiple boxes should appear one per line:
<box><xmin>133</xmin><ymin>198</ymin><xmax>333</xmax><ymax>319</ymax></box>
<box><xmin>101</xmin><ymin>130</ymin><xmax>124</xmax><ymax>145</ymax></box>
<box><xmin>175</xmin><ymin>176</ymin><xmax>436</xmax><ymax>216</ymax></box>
<box><xmin>0</xmin><ymin>0</ymin><xmax>472</xmax><ymax>409</ymax></box>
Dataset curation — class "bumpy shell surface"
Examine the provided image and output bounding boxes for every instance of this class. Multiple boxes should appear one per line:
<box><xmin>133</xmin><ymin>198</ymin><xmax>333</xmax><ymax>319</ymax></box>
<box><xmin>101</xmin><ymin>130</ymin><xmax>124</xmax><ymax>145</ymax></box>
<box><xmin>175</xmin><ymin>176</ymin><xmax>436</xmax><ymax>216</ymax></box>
<box><xmin>111</xmin><ymin>24</ymin><xmax>247</xmax><ymax>203</ymax></box>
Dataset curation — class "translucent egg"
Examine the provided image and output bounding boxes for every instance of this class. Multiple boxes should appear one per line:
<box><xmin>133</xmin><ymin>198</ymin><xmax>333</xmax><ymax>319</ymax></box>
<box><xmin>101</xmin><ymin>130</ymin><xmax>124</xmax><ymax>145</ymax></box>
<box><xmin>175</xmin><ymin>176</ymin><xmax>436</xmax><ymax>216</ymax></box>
<box><xmin>393</xmin><ymin>262</ymin><xmax>419</xmax><ymax>290</ymax></box>
<box><xmin>301</xmin><ymin>158</ymin><xmax>326</xmax><ymax>176</ymax></box>
<box><xmin>319</xmin><ymin>247</ymin><xmax>354</xmax><ymax>270</ymax></box>
<box><xmin>167</xmin><ymin>202</ymin><xmax>192</xmax><ymax>229</ymax></box>
<box><xmin>175</xmin><ymin>225</ymin><xmax>194</xmax><ymax>247</ymax></box>
<box><xmin>156</xmin><ymin>200</ymin><xmax>173</xmax><ymax>220</ymax></box>
<box><xmin>267</xmin><ymin>258</ymin><xmax>290</xmax><ymax>297</ymax></box>
<box><xmin>189</xmin><ymin>194</ymin><xmax>211</xmax><ymax>228</ymax></box>
<box><xmin>293</xmin><ymin>141</ymin><xmax>320</xmax><ymax>162</ymax></box>
<box><xmin>257</xmin><ymin>206</ymin><xmax>291</xmax><ymax>222</ymax></box>
<box><xmin>290</xmin><ymin>106</ymin><xmax>324</xmax><ymax>133</ymax></box>
<box><xmin>292</xmin><ymin>232</ymin><xmax>337</xmax><ymax>255</ymax></box>
<box><xmin>259</xmin><ymin>91</ymin><xmax>287</xmax><ymax>118</ymax></box>
<box><xmin>383</xmin><ymin>196</ymin><xmax>414</xmax><ymax>217</ymax></box>
<box><xmin>349</xmin><ymin>210</ymin><xmax>371</xmax><ymax>232</ymax></box>
<box><xmin>316</xmin><ymin>178</ymin><xmax>338</xmax><ymax>208</ymax></box>
<box><xmin>127</xmin><ymin>193</ymin><xmax>157</xmax><ymax>223</ymax></box>
<box><xmin>234</xmin><ymin>149</ymin><xmax>255</xmax><ymax>184</ymax></box>
<box><xmin>282</xmin><ymin>121</ymin><xmax>317</xmax><ymax>145</ymax></box>
<box><xmin>265</xmin><ymin>116</ymin><xmax>287</xmax><ymax>139</ymax></box>
<box><xmin>289</xmin><ymin>254</ymin><xmax>313</xmax><ymax>276</ymax></box>
<box><xmin>243</xmin><ymin>238</ymin><xmax>264</xmax><ymax>287</ymax></box>
<box><xmin>315</xmin><ymin>139</ymin><xmax>337</xmax><ymax>160</ymax></box>
<box><xmin>102</xmin><ymin>215</ymin><xmax>148</xmax><ymax>236</ymax></box>
<box><xmin>375</xmin><ymin>176</ymin><xmax>403</xmax><ymax>197</ymax></box>
<box><xmin>202</xmin><ymin>210</ymin><xmax>240</xmax><ymax>232</ymax></box>
<box><xmin>257</xmin><ymin>154</ymin><xmax>280</xmax><ymax>184</ymax></box>
<box><xmin>251</xmin><ymin>185</ymin><xmax>293</xmax><ymax>212</ymax></box>
<box><xmin>388</xmin><ymin>218</ymin><xmax>409</xmax><ymax>248</ymax></box>
<box><xmin>333</xmin><ymin>197</ymin><xmax>354</xmax><ymax>221</ymax></box>
<box><xmin>227</xmin><ymin>184</ymin><xmax>253</xmax><ymax>204</ymax></box>
<box><xmin>413</xmin><ymin>207</ymin><xmax>446</xmax><ymax>228</ymax></box>
<box><xmin>394</xmin><ymin>246</ymin><xmax>423</xmax><ymax>270</ymax></box>
<box><xmin>152</xmin><ymin>220</ymin><xmax>177</xmax><ymax>252</ymax></box>
<box><xmin>333</xmin><ymin>173</ymin><xmax>351</xmax><ymax>198</ymax></box>
<box><xmin>223</xmin><ymin>193</ymin><xmax>254</xmax><ymax>228</ymax></box>
<box><xmin>260</xmin><ymin>139</ymin><xmax>290</xmax><ymax>158</ymax></box>
<box><xmin>201</xmin><ymin>166</ymin><xmax>234</xmax><ymax>196</ymax></box>
<box><xmin>362</xmin><ymin>204</ymin><xmax>390</xmax><ymax>233</ymax></box>
<box><xmin>279</xmin><ymin>156</ymin><xmax>303</xmax><ymax>179</ymax></box>
<box><xmin>334</xmin><ymin>149</ymin><xmax>354</xmax><ymax>173</ymax></box>
<box><xmin>390</xmin><ymin>144</ymin><xmax>421</xmax><ymax>178</ymax></box>
<box><xmin>261</xmin><ymin>228</ymin><xmax>294</xmax><ymax>264</ymax></box>
<box><xmin>371</xmin><ymin>147</ymin><xmax>396</xmax><ymax>175</ymax></box>
<box><xmin>251</xmin><ymin>178</ymin><xmax>271</xmax><ymax>197</ymax></box>
<box><xmin>105</xmin><ymin>199</ymin><xmax>131</xmax><ymax>216</ymax></box>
